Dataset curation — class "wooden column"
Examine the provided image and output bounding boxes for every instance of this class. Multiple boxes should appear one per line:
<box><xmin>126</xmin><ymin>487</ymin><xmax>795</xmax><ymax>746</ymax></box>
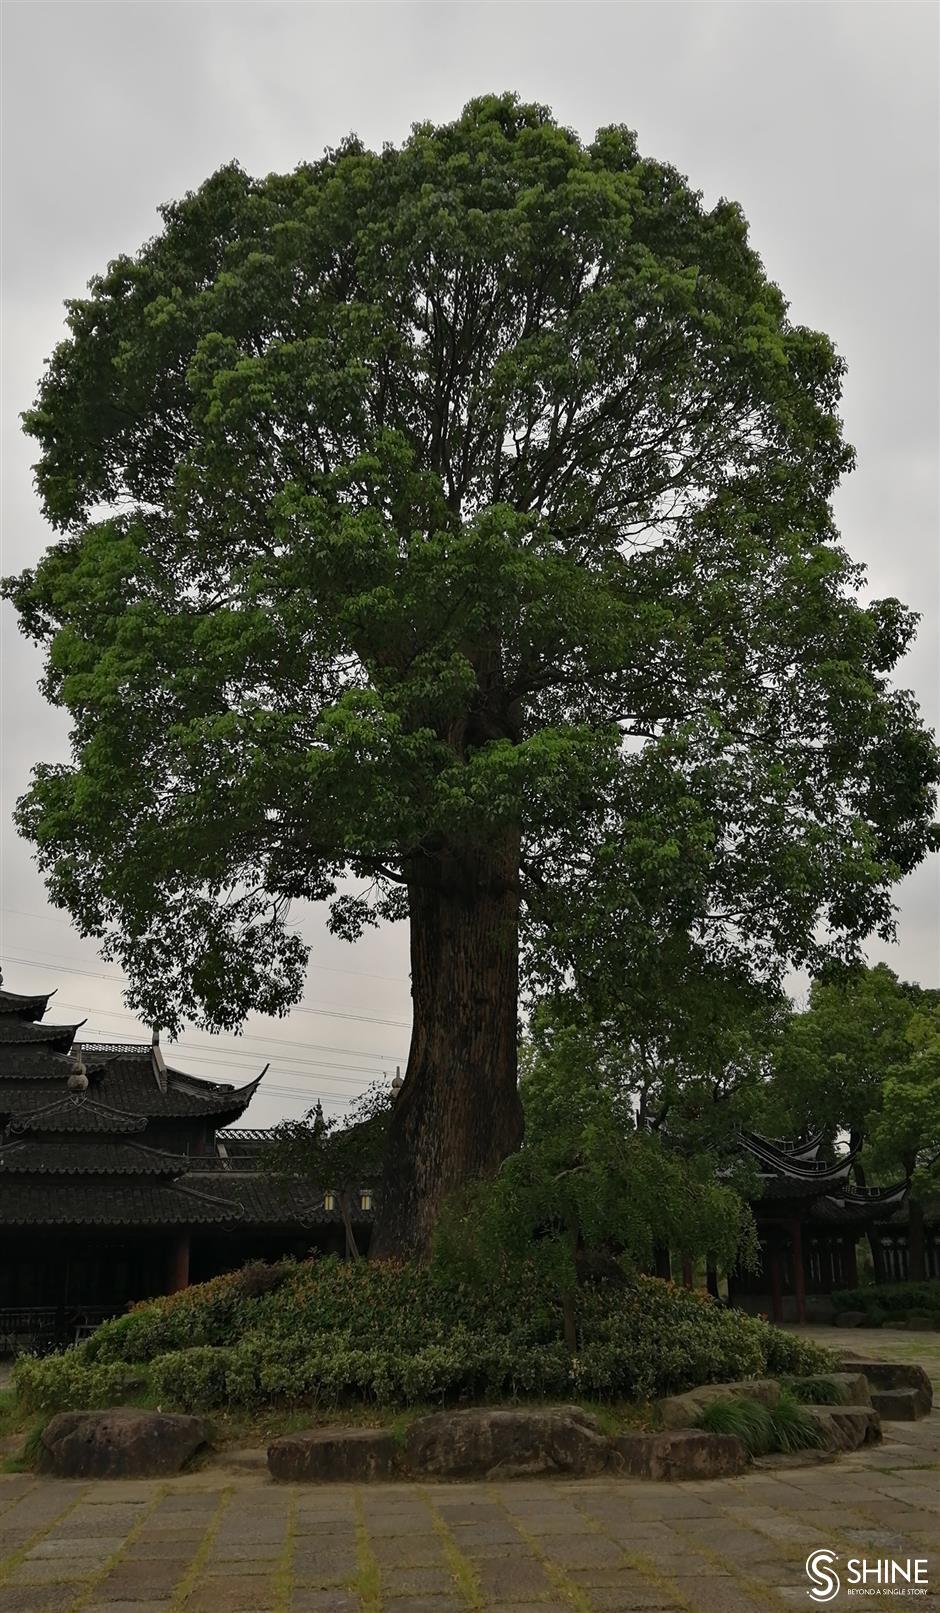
<box><xmin>167</xmin><ymin>1231</ymin><xmax>190</xmax><ymax>1294</ymax></box>
<box><xmin>769</xmin><ymin>1244</ymin><xmax>783</xmax><ymax>1324</ymax></box>
<box><xmin>790</xmin><ymin>1217</ymin><xmax>807</xmax><ymax>1323</ymax></box>
<box><xmin>843</xmin><ymin>1233</ymin><xmax>859</xmax><ymax>1287</ymax></box>
<box><xmin>681</xmin><ymin>1257</ymin><xmax>694</xmax><ymax>1289</ymax></box>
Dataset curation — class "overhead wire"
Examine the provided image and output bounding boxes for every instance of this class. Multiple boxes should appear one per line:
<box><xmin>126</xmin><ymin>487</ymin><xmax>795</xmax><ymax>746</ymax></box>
<box><xmin>1</xmin><ymin>951</ymin><xmax>411</xmax><ymax>1029</ymax></box>
<box><xmin>0</xmin><ymin>906</ymin><xmax>409</xmax><ymax>985</ymax></box>
<box><xmin>3</xmin><ymin>929</ymin><xmax>409</xmax><ymax>1116</ymax></box>
<box><xmin>56</xmin><ymin>1000</ymin><xmax>406</xmax><ymax>1069</ymax></box>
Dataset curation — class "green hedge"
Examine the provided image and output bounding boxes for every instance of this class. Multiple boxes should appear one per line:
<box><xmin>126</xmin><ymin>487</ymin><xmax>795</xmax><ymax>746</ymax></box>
<box><xmin>14</xmin><ymin>1258</ymin><xmax>835</xmax><ymax>1415</ymax></box>
<box><xmin>832</xmin><ymin>1281</ymin><xmax>940</xmax><ymax>1321</ymax></box>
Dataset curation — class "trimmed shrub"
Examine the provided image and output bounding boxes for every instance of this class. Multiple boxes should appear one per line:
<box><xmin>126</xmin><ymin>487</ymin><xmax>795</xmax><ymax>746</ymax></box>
<box><xmin>831</xmin><ymin>1282</ymin><xmax>940</xmax><ymax>1322</ymax></box>
<box><xmin>756</xmin><ymin>1321</ymin><xmax>835</xmax><ymax>1379</ymax></box>
<box><xmin>14</xmin><ymin>1354</ymin><xmax>143</xmax><ymax>1415</ymax></box>
<box><xmin>149</xmin><ymin>1347</ymin><xmax>236</xmax><ymax>1413</ymax></box>
<box><xmin>18</xmin><ymin>1258</ymin><xmax>837</xmax><ymax>1416</ymax></box>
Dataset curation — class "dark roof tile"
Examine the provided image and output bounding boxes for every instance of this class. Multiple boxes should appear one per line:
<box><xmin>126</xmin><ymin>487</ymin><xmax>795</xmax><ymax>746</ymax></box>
<box><xmin>0</xmin><ymin>1047</ymin><xmax>97</xmax><ymax>1081</ymax></box>
<box><xmin>0</xmin><ymin>1058</ymin><xmax>262</xmax><ymax>1126</ymax></box>
<box><xmin>0</xmin><ymin>1179</ymin><xmax>243</xmax><ymax>1227</ymax></box>
<box><xmin>0</xmin><ymin>1140</ymin><xmax>188</xmax><ymax>1177</ymax></box>
<box><xmin>0</xmin><ymin>1020</ymin><xmax>83</xmax><ymax>1052</ymax></box>
<box><xmin>8</xmin><ymin>1095</ymin><xmax>147</xmax><ymax>1135</ymax></box>
<box><xmin>185</xmin><ymin>1171</ymin><xmax>374</xmax><ymax>1226</ymax></box>
<box><xmin>102</xmin><ymin>1059</ymin><xmax>263</xmax><ymax>1119</ymax></box>
<box><xmin>0</xmin><ymin>985</ymin><xmax>52</xmax><ymax>1020</ymax></box>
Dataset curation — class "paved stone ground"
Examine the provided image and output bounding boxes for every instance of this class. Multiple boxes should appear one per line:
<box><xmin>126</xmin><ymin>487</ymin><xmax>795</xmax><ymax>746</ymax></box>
<box><xmin>791</xmin><ymin>1323</ymin><xmax>940</xmax><ymax>1391</ymax></box>
<box><xmin>0</xmin><ymin>1329</ymin><xmax>937</xmax><ymax>1613</ymax></box>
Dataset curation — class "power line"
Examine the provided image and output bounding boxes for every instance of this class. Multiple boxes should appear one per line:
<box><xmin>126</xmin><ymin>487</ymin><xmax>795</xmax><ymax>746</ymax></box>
<box><xmin>58</xmin><ymin>1000</ymin><xmax>406</xmax><ymax>1068</ymax></box>
<box><xmin>0</xmin><ymin>906</ymin><xmax>410</xmax><ymax>985</ymax></box>
<box><xmin>76</xmin><ymin>1031</ymin><xmax>387</xmax><ymax>1108</ymax></box>
<box><xmin>78</xmin><ymin>1032</ymin><xmax>396</xmax><ymax>1094</ymax></box>
<box><xmin>1</xmin><ymin>952</ymin><xmax>411</xmax><ymax>1029</ymax></box>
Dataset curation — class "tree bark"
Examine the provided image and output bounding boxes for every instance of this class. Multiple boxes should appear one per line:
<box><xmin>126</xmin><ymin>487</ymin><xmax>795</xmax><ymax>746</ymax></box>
<box><xmin>371</xmin><ymin>832</ymin><xmax>524</xmax><ymax>1260</ymax></box>
<box><xmin>339</xmin><ymin>1191</ymin><xmax>360</xmax><ymax>1260</ymax></box>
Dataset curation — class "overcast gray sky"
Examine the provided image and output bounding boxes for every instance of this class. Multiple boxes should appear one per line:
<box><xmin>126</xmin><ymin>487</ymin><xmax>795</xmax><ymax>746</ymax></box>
<box><xmin>1</xmin><ymin>1</ymin><xmax>938</xmax><ymax>1123</ymax></box>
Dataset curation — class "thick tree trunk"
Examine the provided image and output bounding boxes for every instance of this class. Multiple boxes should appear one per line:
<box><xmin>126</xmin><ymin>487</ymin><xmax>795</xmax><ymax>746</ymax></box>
<box><xmin>371</xmin><ymin>833</ymin><xmax>524</xmax><ymax>1260</ymax></box>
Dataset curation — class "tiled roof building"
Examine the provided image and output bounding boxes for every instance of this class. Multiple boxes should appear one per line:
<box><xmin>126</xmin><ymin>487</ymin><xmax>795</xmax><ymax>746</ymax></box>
<box><xmin>0</xmin><ymin>972</ymin><xmax>373</xmax><ymax>1352</ymax></box>
<box><xmin>728</xmin><ymin>1131</ymin><xmax>911</xmax><ymax>1323</ymax></box>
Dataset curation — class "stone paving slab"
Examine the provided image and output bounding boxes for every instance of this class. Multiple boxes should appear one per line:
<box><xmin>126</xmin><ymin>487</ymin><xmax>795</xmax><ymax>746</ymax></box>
<box><xmin>1</xmin><ymin>1333</ymin><xmax>938</xmax><ymax>1612</ymax></box>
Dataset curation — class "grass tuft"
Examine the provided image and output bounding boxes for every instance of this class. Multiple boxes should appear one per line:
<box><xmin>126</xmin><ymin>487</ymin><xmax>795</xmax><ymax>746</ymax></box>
<box><xmin>783</xmin><ymin>1374</ymin><xmax>851</xmax><ymax>1406</ymax></box>
<box><xmin>769</xmin><ymin>1389</ymin><xmax>827</xmax><ymax>1452</ymax></box>
<box><xmin>697</xmin><ymin>1389</ymin><xmax>827</xmax><ymax>1456</ymax></box>
<box><xmin>696</xmin><ymin>1395</ymin><xmax>775</xmax><ymax>1455</ymax></box>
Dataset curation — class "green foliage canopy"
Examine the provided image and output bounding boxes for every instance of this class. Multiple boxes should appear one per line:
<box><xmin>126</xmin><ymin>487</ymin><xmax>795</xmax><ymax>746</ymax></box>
<box><xmin>867</xmin><ymin>995</ymin><xmax>940</xmax><ymax>1196</ymax></box>
<box><xmin>4</xmin><ymin>92</ymin><xmax>937</xmax><ymax>1038</ymax></box>
<box><xmin>761</xmin><ymin>963</ymin><xmax>940</xmax><ymax>1181</ymax></box>
<box><xmin>433</xmin><ymin>1020</ymin><xmax>758</xmax><ymax>1297</ymax></box>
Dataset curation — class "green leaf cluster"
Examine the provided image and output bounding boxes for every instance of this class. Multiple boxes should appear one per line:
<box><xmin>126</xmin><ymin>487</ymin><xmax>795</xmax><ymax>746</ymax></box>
<box><xmin>432</xmin><ymin>1018</ymin><xmax>758</xmax><ymax>1305</ymax></box>
<box><xmin>3</xmin><ymin>92</ymin><xmax>935</xmax><ymax>1032</ymax></box>
<box><xmin>14</xmin><ymin>1254</ymin><xmax>833</xmax><ymax>1415</ymax></box>
<box><xmin>759</xmin><ymin>964</ymin><xmax>940</xmax><ymax>1201</ymax></box>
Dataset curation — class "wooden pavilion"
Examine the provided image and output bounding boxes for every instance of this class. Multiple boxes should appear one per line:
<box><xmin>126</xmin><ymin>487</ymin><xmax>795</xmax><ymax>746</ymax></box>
<box><xmin>0</xmin><ymin>972</ymin><xmax>374</xmax><ymax>1352</ymax></box>
<box><xmin>728</xmin><ymin>1131</ymin><xmax>909</xmax><ymax>1322</ymax></box>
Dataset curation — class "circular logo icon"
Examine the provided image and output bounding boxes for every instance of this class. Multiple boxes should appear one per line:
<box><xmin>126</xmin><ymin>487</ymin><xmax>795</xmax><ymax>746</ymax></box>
<box><xmin>806</xmin><ymin>1550</ymin><xmax>841</xmax><ymax>1603</ymax></box>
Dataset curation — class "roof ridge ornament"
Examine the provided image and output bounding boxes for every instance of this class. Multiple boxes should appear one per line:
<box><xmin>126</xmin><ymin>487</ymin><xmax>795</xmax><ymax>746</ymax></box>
<box><xmin>66</xmin><ymin>1053</ymin><xmax>89</xmax><ymax>1093</ymax></box>
<box><xmin>151</xmin><ymin>1027</ymin><xmax>168</xmax><ymax>1094</ymax></box>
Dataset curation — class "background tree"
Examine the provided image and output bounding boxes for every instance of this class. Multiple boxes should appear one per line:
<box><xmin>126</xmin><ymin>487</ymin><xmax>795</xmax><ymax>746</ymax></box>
<box><xmin>531</xmin><ymin>963</ymin><xmax>789</xmax><ymax>1150</ymax></box>
<box><xmin>867</xmin><ymin>1012</ymin><xmax>940</xmax><ymax>1283</ymax></box>
<box><xmin>759</xmin><ymin>965</ymin><xmax>917</xmax><ymax>1156</ymax></box>
<box><xmin>5</xmin><ymin>94</ymin><xmax>938</xmax><ymax>1255</ymax></box>
<box><xmin>758</xmin><ymin>965</ymin><xmax>940</xmax><ymax>1280</ymax></box>
<box><xmin>264</xmin><ymin>1083</ymin><xmax>393</xmax><ymax>1258</ymax></box>
<box><xmin>434</xmin><ymin>1020</ymin><xmax>758</xmax><ymax>1350</ymax></box>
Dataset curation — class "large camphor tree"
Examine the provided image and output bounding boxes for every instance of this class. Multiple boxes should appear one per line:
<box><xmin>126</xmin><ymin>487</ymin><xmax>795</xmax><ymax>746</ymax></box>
<box><xmin>5</xmin><ymin>95</ymin><xmax>938</xmax><ymax>1257</ymax></box>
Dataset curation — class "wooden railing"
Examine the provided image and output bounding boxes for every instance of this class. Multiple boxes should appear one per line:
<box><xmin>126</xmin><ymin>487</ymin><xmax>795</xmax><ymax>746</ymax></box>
<box><xmin>0</xmin><ymin>1305</ymin><xmax>116</xmax><ymax>1356</ymax></box>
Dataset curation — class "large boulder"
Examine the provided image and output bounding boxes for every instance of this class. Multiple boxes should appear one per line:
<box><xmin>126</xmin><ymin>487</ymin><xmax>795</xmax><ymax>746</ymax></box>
<box><xmin>838</xmin><ymin>1359</ymin><xmax>933</xmax><ymax>1415</ymax></box>
<box><xmin>805</xmin><ymin>1404</ymin><xmax>881</xmax><ymax>1452</ymax></box>
<box><xmin>405</xmin><ymin>1405</ymin><xmax>612</xmax><ymax>1480</ymax></box>
<box><xmin>268</xmin><ymin>1427</ymin><xmax>399</xmax><ymax>1482</ymax></box>
<box><xmin>612</xmin><ymin>1430</ymin><xmax>748</xmax><ymax>1481</ymax></box>
<box><xmin>38</xmin><ymin>1408</ymin><xmax>209</xmax><ymax>1478</ymax></box>
<box><xmin>904</xmin><ymin>1313</ymin><xmax>940</xmax><ymax>1331</ymax></box>
<box><xmin>869</xmin><ymin>1389</ymin><xmax>926</xmax><ymax>1421</ymax></box>
<box><xmin>656</xmin><ymin>1379</ymin><xmax>780</xmax><ymax>1430</ymax></box>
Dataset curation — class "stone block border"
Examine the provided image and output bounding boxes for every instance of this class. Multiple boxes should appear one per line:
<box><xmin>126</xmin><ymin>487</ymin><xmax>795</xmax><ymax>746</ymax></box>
<box><xmin>28</xmin><ymin>1357</ymin><xmax>930</xmax><ymax>1484</ymax></box>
